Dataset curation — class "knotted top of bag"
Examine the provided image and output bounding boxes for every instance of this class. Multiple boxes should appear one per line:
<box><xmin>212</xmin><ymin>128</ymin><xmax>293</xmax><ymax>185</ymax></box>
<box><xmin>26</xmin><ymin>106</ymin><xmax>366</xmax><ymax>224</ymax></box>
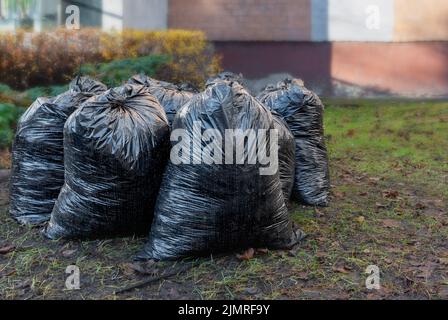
<box><xmin>66</xmin><ymin>84</ymin><xmax>169</xmax><ymax>172</ymax></box>
<box><xmin>205</xmin><ymin>72</ymin><xmax>245</xmax><ymax>88</ymax></box>
<box><xmin>175</xmin><ymin>81</ymin><xmax>273</xmax><ymax>133</ymax></box>
<box><xmin>260</xmin><ymin>78</ymin><xmax>323</xmax><ymax>118</ymax></box>
<box><xmin>129</xmin><ymin>74</ymin><xmax>198</xmax><ymax>93</ymax></box>
<box><xmin>18</xmin><ymin>76</ymin><xmax>107</xmax><ymax>127</ymax></box>
<box><xmin>128</xmin><ymin>74</ymin><xmax>198</xmax><ymax>115</ymax></box>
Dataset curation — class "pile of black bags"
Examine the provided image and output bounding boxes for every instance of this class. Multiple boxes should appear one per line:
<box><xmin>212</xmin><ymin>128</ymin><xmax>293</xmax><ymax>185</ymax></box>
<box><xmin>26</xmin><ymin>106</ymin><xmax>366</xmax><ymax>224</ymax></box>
<box><xmin>45</xmin><ymin>84</ymin><xmax>170</xmax><ymax>239</ymax></box>
<box><xmin>139</xmin><ymin>80</ymin><xmax>298</xmax><ymax>260</ymax></box>
<box><xmin>272</xmin><ymin>115</ymin><xmax>296</xmax><ymax>201</ymax></box>
<box><xmin>10</xmin><ymin>77</ymin><xmax>107</xmax><ymax>225</ymax></box>
<box><xmin>128</xmin><ymin>74</ymin><xmax>197</xmax><ymax>126</ymax></box>
<box><xmin>9</xmin><ymin>72</ymin><xmax>329</xmax><ymax>261</ymax></box>
<box><xmin>257</xmin><ymin>79</ymin><xmax>330</xmax><ymax>206</ymax></box>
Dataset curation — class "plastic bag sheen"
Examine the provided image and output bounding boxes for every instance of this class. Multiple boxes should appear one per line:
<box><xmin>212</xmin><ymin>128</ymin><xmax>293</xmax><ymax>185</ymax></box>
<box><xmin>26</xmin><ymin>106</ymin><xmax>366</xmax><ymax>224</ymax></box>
<box><xmin>45</xmin><ymin>84</ymin><xmax>170</xmax><ymax>239</ymax></box>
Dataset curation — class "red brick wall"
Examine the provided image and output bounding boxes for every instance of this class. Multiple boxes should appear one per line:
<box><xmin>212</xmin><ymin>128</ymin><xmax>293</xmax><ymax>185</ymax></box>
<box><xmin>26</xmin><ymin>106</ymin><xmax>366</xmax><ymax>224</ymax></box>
<box><xmin>215</xmin><ymin>42</ymin><xmax>448</xmax><ymax>97</ymax></box>
<box><xmin>331</xmin><ymin>42</ymin><xmax>448</xmax><ymax>97</ymax></box>
<box><xmin>169</xmin><ymin>0</ymin><xmax>311</xmax><ymax>41</ymax></box>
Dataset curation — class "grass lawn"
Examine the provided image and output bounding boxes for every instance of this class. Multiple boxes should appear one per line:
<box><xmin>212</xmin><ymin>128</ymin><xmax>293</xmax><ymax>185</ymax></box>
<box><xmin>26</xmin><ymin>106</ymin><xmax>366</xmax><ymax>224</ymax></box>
<box><xmin>0</xmin><ymin>99</ymin><xmax>447</xmax><ymax>300</ymax></box>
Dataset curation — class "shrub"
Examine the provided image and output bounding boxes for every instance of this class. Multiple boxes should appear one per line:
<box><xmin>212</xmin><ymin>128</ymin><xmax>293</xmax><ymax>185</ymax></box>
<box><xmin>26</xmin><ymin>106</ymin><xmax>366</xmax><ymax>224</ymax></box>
<box><xmin>80</xmin><ymin>55</ymin><xmax>170</xmax><ymax>87</ymax></box>
<box><xmin>22</xmin><ymin>85</ymin><xmax>68</xmax><ymax>102</ymax></box>
<box><xmin>0</xmin><ymin>103</ymin><xmax>24</xmax><ymax>149</ymax></box>
<box><xmin>0</xmin><ymin>29</ymin><xmax>222</xmax><ymax>90</ymax></box>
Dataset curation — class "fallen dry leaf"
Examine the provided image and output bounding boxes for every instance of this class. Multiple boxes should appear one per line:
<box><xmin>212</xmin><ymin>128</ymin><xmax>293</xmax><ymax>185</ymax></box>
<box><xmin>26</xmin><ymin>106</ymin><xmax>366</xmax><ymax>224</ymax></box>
<box><xmin>0</xmin><ymin>245</ymin><xmax>16</xmax><ymax>255</ymax></box>
<box><xmin>382</xmin><ymin>219</ymin><xmax>401</xmax><ymax>229</ymax></box>
<box><xmin>368</xmin><ymin>177</ymin><xmax>382</xmax><ymax>185</ymax></box>
<box><xmin>237</xmin><ymin>248</ymin><xmax>255</xmax><ymax>261</ymax></box>
<box><xmin>332</xmin><ymin>265</ymin><xmax>352</xmax><ymax>274</ymax></box>
<box><xmin>383</xmin><ymin>190</ymin><xmax>400</xmax><ymax>199</ymax></box>
<box><xmin>121</xmin><ymin>261</ymin><xmax>158</xmax><ymax>276</ymax></box>
<box><xmin>415</xmin><ymin>203</ymin><xmax>427</xmax><ymax>210</ymax></box>
<box><xmin>333</xmin><ymin>191</ymin><xmax>346</xmax><ymax>198</ymax></box>
<box><xmin>296</xmin><ymin>272</ymin><xmax>309</xmax><ymax>281</ymax></box>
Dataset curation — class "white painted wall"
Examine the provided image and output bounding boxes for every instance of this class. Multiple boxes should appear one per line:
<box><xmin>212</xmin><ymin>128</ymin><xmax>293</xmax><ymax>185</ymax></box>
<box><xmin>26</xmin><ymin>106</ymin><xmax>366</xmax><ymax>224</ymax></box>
<box><xmin>123</xmin><ymin>0</ymin><xmax>168</xmax><ymax>30</ymax></box>
<box><xmin>312</xmin><ymin>0</ymin><xmax>394</xmax><ymax>41</ymax></box>
<box><xmin>102</xmin><ymin>0</ymin><xmax>123</xmax><ymax>31</ymax></box>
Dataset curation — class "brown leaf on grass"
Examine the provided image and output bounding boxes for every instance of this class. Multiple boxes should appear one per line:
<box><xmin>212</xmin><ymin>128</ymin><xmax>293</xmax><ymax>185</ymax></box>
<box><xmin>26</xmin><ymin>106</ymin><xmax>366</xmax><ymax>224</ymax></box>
<box><xmin>333</xmin><ymin>191</ymin><xmax>346</xmax><ymax>199</ymax></box>
<box><xmin>332</xmin><ymin>264</ymin><xmax>352</xmax><ymax>274</ymax></box>
<box><xmin>346</xmin><ymin>129</ymin><xmax>356</xmax><ymax>137</ymax></box>
<box><xmin>415</xmin><ymin>203</ymin><xmax>426</xmax><ymax>210</ymax></box>
<box><xmin>296</xmin><ymin>272</ymin><xmax>309</xmax><ymax>281</ymax></box>
<box><xmin>237</xmin><ymin>248</ymin><xmax>255</xmax><ymax>261</ymax></box>
<box><xmin>438</xmin><ymin>258</ymin><xmax>448</xmax><ymax>266</ymax></box>
<box><xmin>383</xmin><ymin>190</ymin><xmax>400</xmax><ymax>199</ymax></box>
<box><xmin>382</xmin><ymin>219</ymin><xmax>401</xmax><ymax>229</ymax></box>
<box><xmin>0</xmin><ymin>245</ymin><xmax>16</xmax><ymax>255</ymax></box>
<box><xmin>121</xmin><ymin>261</ymin><xmax>158</xmax><ymax>276</ymax></box>
<box><xmin>368</xmin><ymin>177</ymin><xmax>382</xmax><ymax>186</ymax></box>
<box><xmin>359</xmin><ymin>192</ymin><xmax>368</xmax><ymax>196</ymax></box>
<box><xmin>256</xmin><ymin>248</ymin><xmax>269</xmax><ymax>255</ymax></box>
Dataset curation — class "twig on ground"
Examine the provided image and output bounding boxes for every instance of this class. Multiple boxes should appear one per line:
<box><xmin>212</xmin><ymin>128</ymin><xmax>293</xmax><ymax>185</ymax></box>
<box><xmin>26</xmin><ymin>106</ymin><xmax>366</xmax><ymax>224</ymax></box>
<box><xmin>114</xmin><ymin>263</ymin><xmax>196</xmax><ymax>295</ymax></box>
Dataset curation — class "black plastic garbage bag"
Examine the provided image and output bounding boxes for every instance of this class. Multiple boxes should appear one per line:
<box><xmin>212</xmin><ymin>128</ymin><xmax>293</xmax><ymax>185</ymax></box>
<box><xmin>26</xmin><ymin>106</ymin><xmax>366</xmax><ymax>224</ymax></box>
<box><xmin>9</xmin><ymin>77</ymin><xmax>107</xmax><ymax>225</ymax></box>
<box><xmin>45</xmin><ymin>84</ymin><xmax>170</xmax><ymax>240</ymax></box>
<box><xmin>206</xmin><ymin>71</ymin><xmax>245</xmax><ymax>88</ymax></box>
<box><xmin>257</xmin><ymin>79</ymin><xmax>330</xmax><ymax>206</ymax></box>
<box><xmin>272</xmin><ymin>114</ymin><xmax>296</xmax><ymax>202</ymax></box>
<box><xmin>128</xmin><ymin>74</ymin><xmax>197</xmax><ymax>126</ymax></box>
<box><xmin>206</xmin><ymin>75</ymin><xmax>295</xmax><ymax>201</ymax></box>
<box><xmin>139</xmin><ymin>81</ymin><xmax>300</xmax><ymax>261</ymax></box>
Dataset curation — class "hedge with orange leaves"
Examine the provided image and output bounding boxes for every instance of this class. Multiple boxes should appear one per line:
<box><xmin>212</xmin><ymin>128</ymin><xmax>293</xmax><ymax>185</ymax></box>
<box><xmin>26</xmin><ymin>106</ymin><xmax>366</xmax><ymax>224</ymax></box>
<box><xmin>0</xmin><ymin>29</ymin><xmax>221</xmax><ymax>89</ymax></box>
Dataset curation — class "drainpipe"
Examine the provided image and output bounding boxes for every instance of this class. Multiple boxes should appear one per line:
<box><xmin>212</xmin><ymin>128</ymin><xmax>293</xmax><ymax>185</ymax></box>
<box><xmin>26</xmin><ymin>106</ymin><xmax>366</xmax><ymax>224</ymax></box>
<box><xmin>34</xmin><ymin>0</ymin><xmax>42</xmax><ymax>32</ymax></box>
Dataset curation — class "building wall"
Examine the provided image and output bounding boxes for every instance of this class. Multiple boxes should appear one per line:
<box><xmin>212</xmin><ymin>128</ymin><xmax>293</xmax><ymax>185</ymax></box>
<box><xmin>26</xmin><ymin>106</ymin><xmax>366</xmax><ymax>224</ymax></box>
<box><xmin>169</xmin><ymin>0</ymin><xmax>312</xmax><ymax>41</ymax></box>
<box><xmin>331</xmin><ymin>42</ymin><xmax>448</xmax><ymax>97</ymax></box>
<box><xmin>394</xmin><ymin>0</ymin><xmax>448</xmax><ymax>41</ymax></box>
<box><xmin>123</xmin><ymin>0</ymin><xmax>168</xmax><ymax>30</ymax></box>
<box><xmin>102</xmin><ymin>0</ymin><xmax>123</xmax><ymax>31</ymax></box>
<box><xmin>169</xmin><ymin>0</ymin><xmax>448</xmax><ymax>97</ymax></box>
<box><xmin>169</xmin><ymin>0</ymin><xmax>448</xmax><ymax>42</ymax></box>
<box><xmin>5</xmin><ymin>0</ymin><xmax>448</xmax><ymax>97</ymax></box>
<box><xmin>311</xmin><ymin>0</ymin><xmax>394</xmax><ymax>42</ymax></box>
<box><xmin>215</xmin><ymin>41</ymin><xmax>448</xmax><ymax>98</ymax></box>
